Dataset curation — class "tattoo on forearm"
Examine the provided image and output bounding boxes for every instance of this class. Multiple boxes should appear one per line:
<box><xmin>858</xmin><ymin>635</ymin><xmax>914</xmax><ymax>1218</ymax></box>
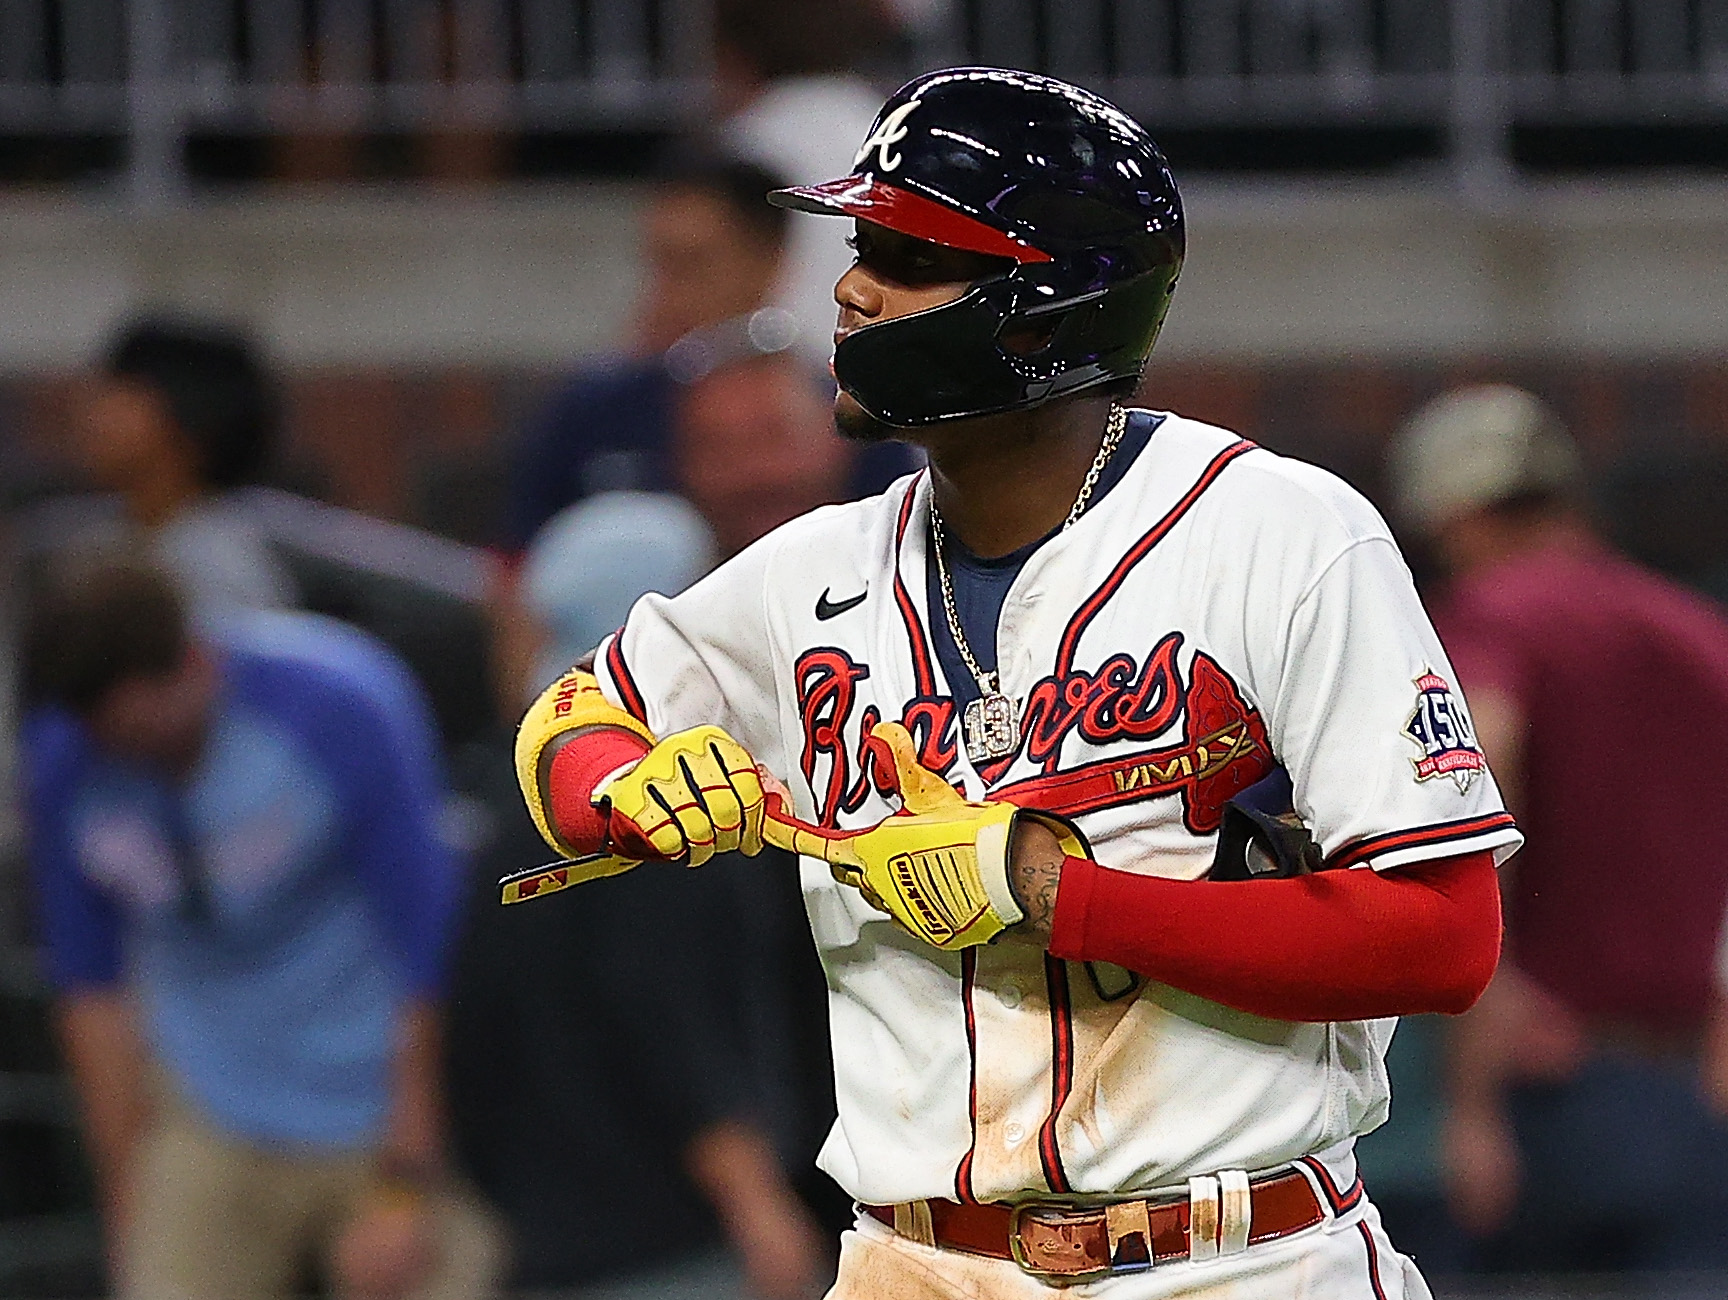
<box><xmin>1013</xmin><ymin>852</ymin><xmax>1064</xmax><ymax>941</ymax></box>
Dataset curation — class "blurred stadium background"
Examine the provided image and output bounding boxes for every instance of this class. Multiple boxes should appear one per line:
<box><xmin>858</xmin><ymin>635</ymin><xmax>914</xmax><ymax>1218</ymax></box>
<box><xmin>1</xmin><ymin>1</ymin><xmax>1726</xmax><ymax>1296</ymax></box>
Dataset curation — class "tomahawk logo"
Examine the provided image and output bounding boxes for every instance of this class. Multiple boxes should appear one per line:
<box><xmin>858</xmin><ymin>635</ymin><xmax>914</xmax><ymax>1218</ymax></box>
<box><xmin>1404</xmin><ymin>668</ymin><xmax>1485</xmax><ymax>793</ymax></box>
<box><xmin>854</xmin><ymin>99</ymin><xmax>922</xmax><ymax>173</ymax></box>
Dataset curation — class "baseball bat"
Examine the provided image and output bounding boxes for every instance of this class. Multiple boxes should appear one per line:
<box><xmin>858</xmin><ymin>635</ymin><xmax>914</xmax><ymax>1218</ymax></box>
<box><xmin>498</xmin><ymin>793</ymin><xmax>857</xmax><ymax>905</ymax></box>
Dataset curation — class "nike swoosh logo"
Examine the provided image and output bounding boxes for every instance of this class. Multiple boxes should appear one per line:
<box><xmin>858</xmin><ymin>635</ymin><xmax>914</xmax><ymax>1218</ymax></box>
<box><xmin>815</xmin><ymin>586</ymin><xmax>868</xmax><ymax>620</ymax></box>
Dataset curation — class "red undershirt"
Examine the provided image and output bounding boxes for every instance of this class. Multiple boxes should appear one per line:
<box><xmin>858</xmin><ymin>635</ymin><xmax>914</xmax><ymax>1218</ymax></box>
<box><xmin>1047</xmin><ymin>850</ymin><xmax>1501</xmax><ymax>1022</ymax></box>
<box><xmin>548</xmin><ymin>728</ymin><xmax>655</xmax><ymax>858</ymax></box>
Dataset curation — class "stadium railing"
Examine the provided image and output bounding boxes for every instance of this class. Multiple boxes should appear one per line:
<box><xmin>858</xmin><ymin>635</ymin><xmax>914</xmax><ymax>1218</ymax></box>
<box><xmin>0</xmin><ymin>1</ymin><xmax>1725</xmax><ymax>202</ymax></box>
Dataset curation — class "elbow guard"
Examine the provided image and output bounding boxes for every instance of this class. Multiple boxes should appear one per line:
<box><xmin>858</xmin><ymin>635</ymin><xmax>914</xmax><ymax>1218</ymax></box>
<box><xmin>515</xmin><ymin>666</ymin><xmax>656</xmax><ymax>855</ymax></box>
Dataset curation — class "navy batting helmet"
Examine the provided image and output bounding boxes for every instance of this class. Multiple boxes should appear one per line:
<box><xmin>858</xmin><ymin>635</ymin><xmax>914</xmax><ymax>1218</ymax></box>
<box><xmin>770</xmin><ymin>67</ymin><xmax>1184</xmax><ymax>427</ymax></box>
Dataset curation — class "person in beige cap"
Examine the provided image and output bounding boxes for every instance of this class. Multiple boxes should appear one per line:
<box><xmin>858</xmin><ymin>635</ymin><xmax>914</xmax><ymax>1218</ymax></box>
<box><xmin>1388</xmin><ymin>384</ymin><xmax>1728</xmax><ymax>1273</ymax></box>
<box><xmin>1389</xmin><ymin>384</ymin><xmax>1587</xmax><ymax>584</ymax></box>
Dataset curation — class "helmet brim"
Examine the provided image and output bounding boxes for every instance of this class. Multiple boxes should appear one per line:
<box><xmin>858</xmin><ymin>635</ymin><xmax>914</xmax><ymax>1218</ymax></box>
<box><xmin>768</xmin><ymin>175</ymin><xmax>1053</xmax><ymax>265</ymax></box>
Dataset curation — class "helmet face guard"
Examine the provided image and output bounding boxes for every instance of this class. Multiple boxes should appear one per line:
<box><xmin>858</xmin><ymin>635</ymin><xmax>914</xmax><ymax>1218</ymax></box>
<box><xmin>833</xmin><ymin>264</ymin><xmax>1178</xmax><ymax>427</ymax></box>
<box><xmin>771</xmin><ymin>67</ymin><xmax>1185</xmax><ymax>428</ymax></box>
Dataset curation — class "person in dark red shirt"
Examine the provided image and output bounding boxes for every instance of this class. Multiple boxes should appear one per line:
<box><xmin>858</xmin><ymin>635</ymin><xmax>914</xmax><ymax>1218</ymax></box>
<box><xmin>1389</xmin><ymin>384</ymin><xmax>1728</xmax><ymax>1272</ymax></box>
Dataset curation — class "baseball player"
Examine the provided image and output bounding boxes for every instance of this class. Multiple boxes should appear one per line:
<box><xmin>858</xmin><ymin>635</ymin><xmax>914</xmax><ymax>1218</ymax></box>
<box><xmin>512</xmin><ymin>69</ymin><xmax>1520</xmax><ymax>1298</ymax></box>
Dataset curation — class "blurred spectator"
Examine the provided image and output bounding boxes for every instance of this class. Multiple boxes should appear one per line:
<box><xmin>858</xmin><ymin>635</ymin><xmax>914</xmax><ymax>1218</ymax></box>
<box><xmin>499</xmin><ymin>152</ymin><xmax>870</xmax><ymax>557</ymax></box>
<box><xmin>449</xmin><ymin>495</ymin><xmax>827</xmax><ymax>1298</ymax></box>
<box><xmin>1712</xmin><ymin>910</ymin><xmax>1728</xmax><ymax>1116</ymax></box>
<box><xmin>1389</xmin><ymin>384</ymin><xmax>1728</xmax><ymax>1273</ymax></box>
<box><xmin>69</xmin><ymin>317</ymin><xmax>294</xmax><ymax>614</ymax></box>
<box><xmin>1597</xmin><ymin>444</ymin><xmax>1728</xmax><ymax>604</ymax></box>
<box><xmin>714</xmin><ymin>0</ymin><xmax>898</xmax><ymax>370</ymax></box>
<box><xmin>5</xmin><ymin>313</ymin><xmax>508</xmax><ymax>757</ymax></box>
<box><xmin>633</xmin><ymin>154</ymin><xmax>792</xmax><ymax>362</ymax></box>
<box><xmin>518</xmin><ymin>492</ymin><xmax>716</xmax><ymax>695</ymax></box>
<box><xmin>492</xmin><ymin>149</ymin><xmax>904</xmax><ymax>709</ymax></box>
<box><xmin>18</xmin><ymin>557</ymin><xmax>499</xmax><ymax>1298</ymax></box>
<box><xmin>674</xmin><ymin>351</ymin><xmax>852</xmax><ymax>560</ymax></box>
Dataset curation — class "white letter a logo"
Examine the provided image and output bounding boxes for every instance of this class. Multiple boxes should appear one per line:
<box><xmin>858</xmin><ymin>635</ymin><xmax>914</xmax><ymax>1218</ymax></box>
<box><xmin>854</xmin><ymin>99</ymin><xmax>922</xmax><ymax>174</ymax></box>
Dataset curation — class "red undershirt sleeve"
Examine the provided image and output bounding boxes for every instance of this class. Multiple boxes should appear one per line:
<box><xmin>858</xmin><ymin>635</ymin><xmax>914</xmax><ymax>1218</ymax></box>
<box><xmin>1047</xmin><ymin>850</ymin><xmax>1501</xmax><ymax>1021</ymax></box>
<box><xmin>547</xmin><ymin>727</ymin><xmax>653</xmax><ymax>855</ymax></box>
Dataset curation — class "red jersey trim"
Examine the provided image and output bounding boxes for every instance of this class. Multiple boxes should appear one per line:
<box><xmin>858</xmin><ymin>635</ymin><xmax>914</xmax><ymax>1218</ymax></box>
<box><xmin>1037</xmin><ymin>954</ymin><xmax>1075</xmax><ymax>1194</ymax></box>
<box><xmin>1030</xmin><ymin>816</ymin><xmax>1096</xmax><ymax>1198</ymax></box>
<box><xmin>1328</xmin><ymin>812</ymin><xmax>1519</xmax><ymax>872</ymax></box>
<box><xmin>1357</xmin><ymin>1223</ymin><xmax>1390</xmax><ymax>1300</ymax></box>
<box><xmin>1297</xmin><ymin>1155</ymin><xmax>1365</xmax><ymax>1215</ymax></box>
<box><xmin>893</xmin><ymin>479</ymin><xmax>939</xmax><ymax>699</ymax></box>
<box><xmin>1047</xmin><ymin>439</ymin><xmax>1257</xmax><ymax>773</ymax></box>
<box><xmin>954</xmin><ymin>948</ymin><xmax>980</xmax><ymax>1204</ymax></box>
<box><xmin>602</xmin><ymin>632</ymin><xmax>649</xmax><ymax>724</ymax></box>
<box><xmin>992</xmin><ymin>729</ymin><xmax>1260</xmax><ymax>822</ymax></box>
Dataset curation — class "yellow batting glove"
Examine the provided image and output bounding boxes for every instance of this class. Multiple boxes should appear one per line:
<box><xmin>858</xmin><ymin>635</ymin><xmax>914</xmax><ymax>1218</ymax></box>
<box><xmin>765</xmin><ymin>723</ymin><xmax>1082</xmax><ymax>950</ymax></box>
<box><xmin>598</xmin><ymin>725</ymin><xmax>767</xmax><ymax>867</ymax></box>
<box><xmin>515</xmin><ymin>666</ymin><xmax>655</xmax><ymax>859</ymax></box>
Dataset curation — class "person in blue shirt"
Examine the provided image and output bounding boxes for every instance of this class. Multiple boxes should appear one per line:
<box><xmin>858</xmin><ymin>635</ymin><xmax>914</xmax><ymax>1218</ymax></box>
<box><xmin>20</xmin><ymin>556</ymin><xmax>499</xmax><ymax>1300</ymax></box>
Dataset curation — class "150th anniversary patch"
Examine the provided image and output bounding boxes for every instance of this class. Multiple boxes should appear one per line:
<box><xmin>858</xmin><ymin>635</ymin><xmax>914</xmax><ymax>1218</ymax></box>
<box><xmin>1404</xmin><ymin>669</ymin><xmax>1485</xmax><ymax>793</ymax></box>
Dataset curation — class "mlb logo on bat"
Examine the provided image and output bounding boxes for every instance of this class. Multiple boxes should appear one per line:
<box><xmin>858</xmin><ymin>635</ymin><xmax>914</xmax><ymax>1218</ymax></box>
<box><xmin>1404</xmin><ymin>669</ymin><xmax>1484</xmax><ymax>793</ymax></box>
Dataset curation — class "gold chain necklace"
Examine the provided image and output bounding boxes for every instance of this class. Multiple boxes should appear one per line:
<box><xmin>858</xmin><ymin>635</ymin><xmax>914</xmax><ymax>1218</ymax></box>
<box><xmin>931</xmin><ymin>401</ymin><xmax>1129</xmax><ymax>762</ymax></box>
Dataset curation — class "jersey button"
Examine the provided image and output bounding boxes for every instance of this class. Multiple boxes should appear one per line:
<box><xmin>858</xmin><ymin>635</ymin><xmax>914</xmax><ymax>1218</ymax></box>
<box><xmin>997</xmin><ymin>981</ymin><xmax>1023</xmax><ymax>1010</ymax></box>
<box><xmin>1004</xmin><ymin>1122</ymin><xmax>1026</xmax><ymax>1146</ymax></box>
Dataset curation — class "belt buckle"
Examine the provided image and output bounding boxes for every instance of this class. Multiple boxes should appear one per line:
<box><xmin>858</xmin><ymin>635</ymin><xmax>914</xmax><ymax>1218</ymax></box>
<box><xmin>1007</xmin><ymin>1203</ymin><xmax>1116</xmax><ymax>1284</ymax></box>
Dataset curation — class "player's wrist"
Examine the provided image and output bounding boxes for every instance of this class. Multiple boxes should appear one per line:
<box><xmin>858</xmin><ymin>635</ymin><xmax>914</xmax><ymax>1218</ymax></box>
<box><xmin>1007</xmin><ymin>815</ymin><xmax>1069</xmax><ymax>941</ymax></box>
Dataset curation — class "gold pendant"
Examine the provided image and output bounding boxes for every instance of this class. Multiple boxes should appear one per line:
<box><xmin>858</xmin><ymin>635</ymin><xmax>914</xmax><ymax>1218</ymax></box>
<box><xmin>963</xmin><ymin>690</ymin><xmax>1021</xmax><ymax>762</ymax></box>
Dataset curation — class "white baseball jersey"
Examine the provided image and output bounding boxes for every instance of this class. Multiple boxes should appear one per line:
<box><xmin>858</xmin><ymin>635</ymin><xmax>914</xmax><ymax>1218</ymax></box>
<box><xmin>592</xmin><ymin>412</ymin><xmax>1521</xmax><ymax>1208</ymax></box>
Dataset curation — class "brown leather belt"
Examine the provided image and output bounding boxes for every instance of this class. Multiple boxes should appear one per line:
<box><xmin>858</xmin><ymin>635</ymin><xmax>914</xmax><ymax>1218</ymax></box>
<box><xmin>863</xmin><ymin>1168</ymin><xmax>1326</xmax><ymax>1281</ymax></box>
